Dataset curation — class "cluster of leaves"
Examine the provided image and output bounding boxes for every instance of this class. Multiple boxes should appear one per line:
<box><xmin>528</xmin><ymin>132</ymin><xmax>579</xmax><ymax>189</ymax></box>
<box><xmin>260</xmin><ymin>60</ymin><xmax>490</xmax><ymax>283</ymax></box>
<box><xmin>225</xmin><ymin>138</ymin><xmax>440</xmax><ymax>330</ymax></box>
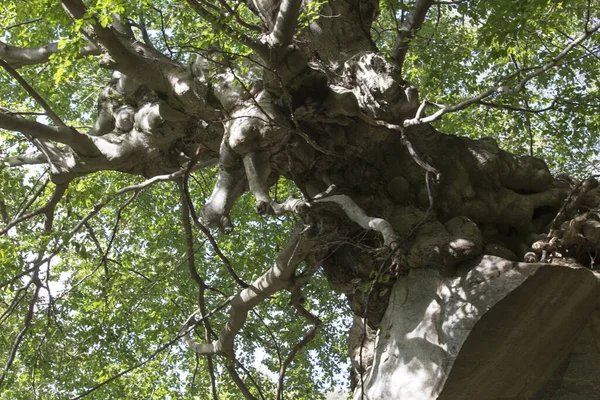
<box><xmin>377</xmin><ymin>0</ymin><xmax>600</xmax><ymax>176</ymax></box>
<box><xmin>1</xmin><ymin>0</ymin><xmax>600</xmax><ymax>398</ymax></box>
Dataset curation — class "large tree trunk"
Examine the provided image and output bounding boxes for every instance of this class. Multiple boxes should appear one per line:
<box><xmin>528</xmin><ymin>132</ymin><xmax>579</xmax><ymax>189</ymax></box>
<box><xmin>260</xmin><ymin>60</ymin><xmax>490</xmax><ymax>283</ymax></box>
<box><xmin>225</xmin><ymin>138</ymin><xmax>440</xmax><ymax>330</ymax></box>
<box><xmin>1</xmin><ymin>1</ymin><xmax>599</xmax><ymax>398</ymax></box>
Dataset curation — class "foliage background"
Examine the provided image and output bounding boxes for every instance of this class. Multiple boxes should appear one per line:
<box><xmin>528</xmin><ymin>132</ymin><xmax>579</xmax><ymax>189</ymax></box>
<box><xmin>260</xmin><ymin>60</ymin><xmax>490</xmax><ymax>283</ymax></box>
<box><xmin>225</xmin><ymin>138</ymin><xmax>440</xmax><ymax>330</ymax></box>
<box><xmin>1</xmin><ymin>0</ymin><xmax>599</xmax><ymax>398</ymax></box>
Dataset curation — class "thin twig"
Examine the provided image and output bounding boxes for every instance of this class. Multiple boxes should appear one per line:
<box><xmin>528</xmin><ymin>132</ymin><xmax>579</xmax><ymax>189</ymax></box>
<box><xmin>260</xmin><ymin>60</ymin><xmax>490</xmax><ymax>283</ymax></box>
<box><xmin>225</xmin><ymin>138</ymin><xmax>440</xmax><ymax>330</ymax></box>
<box><xmin>1</xmin><ymin>18</ymin><xmax>42</xmax><ymax>30</ymax></box>
<box><xmin>0</xmin><ymin>281</ymin><xmax>41</xmax><ymax>387</ymax></box>
<box><xmin>276</xmin><ymin>285</ymin><xmax>321</xmax><ymax>400</ymax></box>
<box><xmin>404</xmin><ymin>22</ymin><xmax>600</xmax><ymax>126</ymax></box>
<box><xmin>182</xmin><ymin>151</ymin><xmax>249</xmax><ymax>288</ymax></box>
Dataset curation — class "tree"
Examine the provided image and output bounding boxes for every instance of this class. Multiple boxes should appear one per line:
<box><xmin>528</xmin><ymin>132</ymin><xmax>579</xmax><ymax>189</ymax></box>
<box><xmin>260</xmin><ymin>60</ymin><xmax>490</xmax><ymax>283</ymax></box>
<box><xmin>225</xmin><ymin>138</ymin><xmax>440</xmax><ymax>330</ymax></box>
<box><xmin>1</xmin><ymin>0</ymin><xmax>599</xmax><ymax>399</ymax></box>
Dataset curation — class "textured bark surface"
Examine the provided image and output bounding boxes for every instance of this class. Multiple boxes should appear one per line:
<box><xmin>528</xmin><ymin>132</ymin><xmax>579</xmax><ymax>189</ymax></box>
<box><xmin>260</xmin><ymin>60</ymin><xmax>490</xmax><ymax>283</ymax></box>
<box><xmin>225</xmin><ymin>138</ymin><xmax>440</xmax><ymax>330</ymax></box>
<box><xmin>354</xmin><ymin>258</ymin><xmax>600</xmax><ymax>400</ymax></box>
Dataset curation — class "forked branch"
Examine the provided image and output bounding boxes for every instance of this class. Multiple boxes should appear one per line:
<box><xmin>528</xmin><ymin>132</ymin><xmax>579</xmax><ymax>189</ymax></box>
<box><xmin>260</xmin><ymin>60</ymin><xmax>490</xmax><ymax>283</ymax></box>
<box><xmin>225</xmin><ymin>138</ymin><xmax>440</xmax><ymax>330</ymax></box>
<box><xmin>183</xmin><ymin>223</ymin><xmax>312</xmax><ymax>356</ymax></box>
<box><xmin>403</xmin><ymin>21</ymin><xmax>600</xmax><ymax>126</ymax></box>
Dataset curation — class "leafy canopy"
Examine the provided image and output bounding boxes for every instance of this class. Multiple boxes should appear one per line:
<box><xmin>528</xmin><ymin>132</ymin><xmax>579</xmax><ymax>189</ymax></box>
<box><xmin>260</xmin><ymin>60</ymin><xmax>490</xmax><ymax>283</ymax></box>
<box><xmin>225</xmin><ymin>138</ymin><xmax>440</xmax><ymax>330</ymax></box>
<box><xmin>0</xmin><ymin>0</ymin><xmax>599</xmax><ymax>398</ymax></box>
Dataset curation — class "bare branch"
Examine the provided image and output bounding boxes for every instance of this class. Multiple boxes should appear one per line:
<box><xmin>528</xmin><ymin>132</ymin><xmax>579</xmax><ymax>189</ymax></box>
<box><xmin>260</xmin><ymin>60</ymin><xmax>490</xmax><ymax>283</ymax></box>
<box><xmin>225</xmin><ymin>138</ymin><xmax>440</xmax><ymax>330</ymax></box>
<box><xmin>432</xmin><ymin>0</ymin><xmax>467</xmax><ymax>4</ymax></box>
<box><xmin>180</xmin><ymin>186</ymin><xmax>219</xmax><ymax>400</ymax></box>
<box><xmin>182</xmin><ymin>162</ymin><xmax>249</xmax><ymax>288</ymax></box>
<box><xmin>1</xmin><ymin>18</ymin><xmax>42</xmax><ymax>31</ymax></box>
<box><xmin>0</xmin><ymin>60</ymin><xmax>66</xmax><ymax>127</ymax></box>
<box><xmin>0</xmin><ymin>282</ymin><xmax>41</xmax><ymax>387</ymax></box>
<box><xmin>185</xmin><ymin>0</ymin><xmax>269</xmax><ymax>60</ymax></box>
<box><xmin>2</xmin><ymin>154</ymin><xmax>47</xmax><ymax>167</ymax></box>
<box><xmin>13</xmin><ymin>176</ymin><xmax>49</xmax><ymax>222</ymax></box>
<box><xmin>357</xmin><ymin>113</ymin><xmax>440</xmax><ymax>179</ymax></box>
<box><xmin>224</xmin><ymin>363</ymin><xmax>258</xmax><ymax>400</ymax></box>
<box><xmin>404</xmin><ymin>21</ymin><xmax>600</xmax><ymax>126</ymax></box>
<box><xmin>0</xmin><ymin>199</ymin><xmax>7</xmax><ymax>224</ymax></box>
<box><xmin>0</xmin><ymin>40</ymin><xmax>100</xmax><ymax>68</ymax></box>
<box><xmin>183</xmin><ymin>223</ymin><xmax>311</xmax><ymax>356</ymax></box>
<box><xmin>390</xmin><ymin>0</ymin><xmax>435</xmax><ymax>70</ymax></box>
<box><xmin>0</xmin><ymin>284</ymin><xmax>30</xmax><ymax>325</ymax></box>
<box><xmin>314</xmin><ymin>193</ymin><xmax>398</xmax><ymax>249</ymax></box>
<box><xmin>216</xmin><ymin>0</ymin><xmax>263</xmax><ymax>33</ymax></box>
<box><xmin>276</xmin><ymin>285</ymin><xmax>320</xmax><ymax>400</ymax></box>
<box><xmin>60</xmin><ymin>0</ymin><xmax>172</xmax><ymax>88</ymax></box>
<box><xmin>1</xmin><ymin>182</ymin><xmax>68</xmax><ymax>235</ymax></box>
<box><xmin>0</xmin><ymin>110</ymin><xmax>99</xmax><ymax>156</ymax></box>
<box><xmin>477</xmin><ymin>100</ymin><xmax>557</xmax><ymax>114</ymax></box>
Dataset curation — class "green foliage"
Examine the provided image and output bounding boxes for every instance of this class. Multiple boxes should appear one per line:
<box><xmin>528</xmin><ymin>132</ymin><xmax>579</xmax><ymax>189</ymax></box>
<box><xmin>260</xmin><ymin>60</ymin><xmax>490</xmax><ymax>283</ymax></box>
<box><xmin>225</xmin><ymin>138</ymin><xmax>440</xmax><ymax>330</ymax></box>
<box><xmin>378</xmin><ymin>0</ymin><xmax>600</xmax><ymax>176</ymax></box>
<box><xmin>1</xmin><ymin>0</ymin><xmax>599</xmax><ymax>398</ymax></box>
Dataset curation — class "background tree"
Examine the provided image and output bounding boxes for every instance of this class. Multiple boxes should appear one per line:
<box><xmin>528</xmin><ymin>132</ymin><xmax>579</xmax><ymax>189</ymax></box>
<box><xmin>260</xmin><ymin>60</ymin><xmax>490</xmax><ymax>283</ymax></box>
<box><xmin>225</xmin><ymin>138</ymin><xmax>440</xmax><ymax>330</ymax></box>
<box><xmin>1</xmin><ymin>0</ymin><xmax>599</xmax><ymax>399</ymax></box>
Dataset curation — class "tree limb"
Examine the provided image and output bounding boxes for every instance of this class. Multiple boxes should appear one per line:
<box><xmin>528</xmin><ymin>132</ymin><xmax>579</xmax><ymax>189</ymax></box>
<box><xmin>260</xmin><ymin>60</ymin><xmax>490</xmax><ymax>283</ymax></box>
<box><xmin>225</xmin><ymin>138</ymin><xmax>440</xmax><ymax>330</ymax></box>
<box><xmin>390</xmin><ymin>0</ymin><xmax>435</xmax><ymax>70</ymax></box>
<box><xmin>276</xmin><ymin>285</ymin><xmax>321</xmax><ymax>400</ymax></box>
<box><xmin>2</xmin><ymin>154</ymin><xmax>47</xmax><ymax>167</ymax></box>
<box><xmin>1</xmin><ymin>18</ymin><xmax>42</xmax><ymax>31</ymax></box>
<box><xmin>314</xmin><ymin>193</ymin><xmax>398</xmax><ymax>249</ymax></box>
<box><xmin>182</xmin><ymin>165</ymin><xmax>249</xmax><ymax>288</ymax></box>
<box><xmin>0</xmin><ymin>40</ymin><xmax>100</xmax><ymax>68</ymax></box>
<box><xmin>268</xmin><ymin>0</ymin><xmax>302</xmax><ymax>49</ymax></box>
<box><xmin>403</xmin><ymin>21</ymin><xmax>600</xmax><ymax>126</ymax></box>
<box><xmin>180</xmin><ymin>188</ymin><xmax>219</xmax><ymax>400</ymax></box>
<box><xmin>216</xmin><ymin>0</ymin><xmax>263</xmax><ymax>33</ymax></box>
<box><xmin>185</xmin><ymin>0</ymin><xmax>269</xmax><ymax>60</ymax></box>
<box><xmin>183</xmin><ymin>223</ymin><xmax>311</xmax><ymax>356</ymax></box>
<box><xmin>0</xmin><ymin>111</ymin><xmax>99</xmax><ymax>156</ymax></box>
<box><xmin>0</xmin><ymin>60</ymin><xmax>66</xmax><ymax>127</ymax></box>
<box><xmin>1</xmin><ymin>182</ymin><xmax>68</xmax><ymax>236</ymax></box>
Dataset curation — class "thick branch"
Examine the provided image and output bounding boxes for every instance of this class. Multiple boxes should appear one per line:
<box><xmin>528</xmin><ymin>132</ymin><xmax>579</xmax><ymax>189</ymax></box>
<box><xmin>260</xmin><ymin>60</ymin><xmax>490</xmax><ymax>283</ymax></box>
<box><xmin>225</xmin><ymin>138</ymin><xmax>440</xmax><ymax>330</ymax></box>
<box><xmin>243</xmin><ymin>151</ymin><xmax>273</xmax><ymax>214</ymax></box>
<box><xmin>314</xmin><ymin>194</ymin><xmax>398</xmax><ymax>249</ymax></box>
<box><xmin>268</xmin><ymin>0</ymin><xmax>302</xmax><ymax>48</ymax></box>
<box><xmin>2</xmin><ymin>154</ymin><xmax>46</xmax><ymax>167</ymax></box>
<box><xmin>0</xmin><ymin>40</ymin><xmax>100</xmax><ymax>68</ymax></box>
<box><xmin>61</xmin><ymin>0</ymin><xmax>216</xmax><ymax>120</ymax></box>
<box><xmin>0</xmin><ymin>111</ymin><xmax>98</xmax><ymax>156</ymax></box>
<box><xmin>390</xmin><ymin>0</ymin><xmax>435</xmax><ymax>70</ymax></box>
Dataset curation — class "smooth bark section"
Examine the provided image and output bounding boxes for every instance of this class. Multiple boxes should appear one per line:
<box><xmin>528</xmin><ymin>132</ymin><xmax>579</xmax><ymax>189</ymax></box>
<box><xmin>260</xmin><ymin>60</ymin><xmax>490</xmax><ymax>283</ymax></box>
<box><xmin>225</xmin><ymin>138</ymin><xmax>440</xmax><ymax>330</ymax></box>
<box><xmin>390</xmin><ymin>0</ymin><xmax>435</xmax><ymax>70</ymax></box>
<box><xmin>315</xmin><ymin>194</ymin><xmax>398</xmax><ymax>249</ymax></box>
<box><xmin>438</xmin><ymin>264</ymin><xmax>600</xmax><ymax>399</ymax></box>
<box><xmin>200</xmin><ymin>141</ymin><xmax>247</xmax><ymax>233</ymax></box>
<box><xmin>243</xmin><ymin>151</ymin><xmax>273</xmax><ymax>214</ymax></box>
<box><xmin>354</xmin><ymin>257</ymin><xmax>600</xmax><ymax>400</ymax></box>
<box><xmin>247</xmin><ymin>0</ymin><xmax>279</xmax><ymax>30</ymax></box>
<box><xmin>354</xmin><ymin>257</ymin><xmax>541</xmax><ymax>399</ymax></box>
<box><xmin>268</xmin><ymin>0</ymin><xmax>302</xmax><ymax>48</ymax></box>
<box><xmin>3</xmin><ymin>154</ymin><xmax>46</xmax><ymax>167</ymax></box>
<box><xmin>0</xmin><ymin>112</ymin><xmax>98</xmax><ymax>156</ymax></box>
<box><xmin>0</xmin><ymin>40</ymin><xmax>100</xmax><ymax>68</ymax></box>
